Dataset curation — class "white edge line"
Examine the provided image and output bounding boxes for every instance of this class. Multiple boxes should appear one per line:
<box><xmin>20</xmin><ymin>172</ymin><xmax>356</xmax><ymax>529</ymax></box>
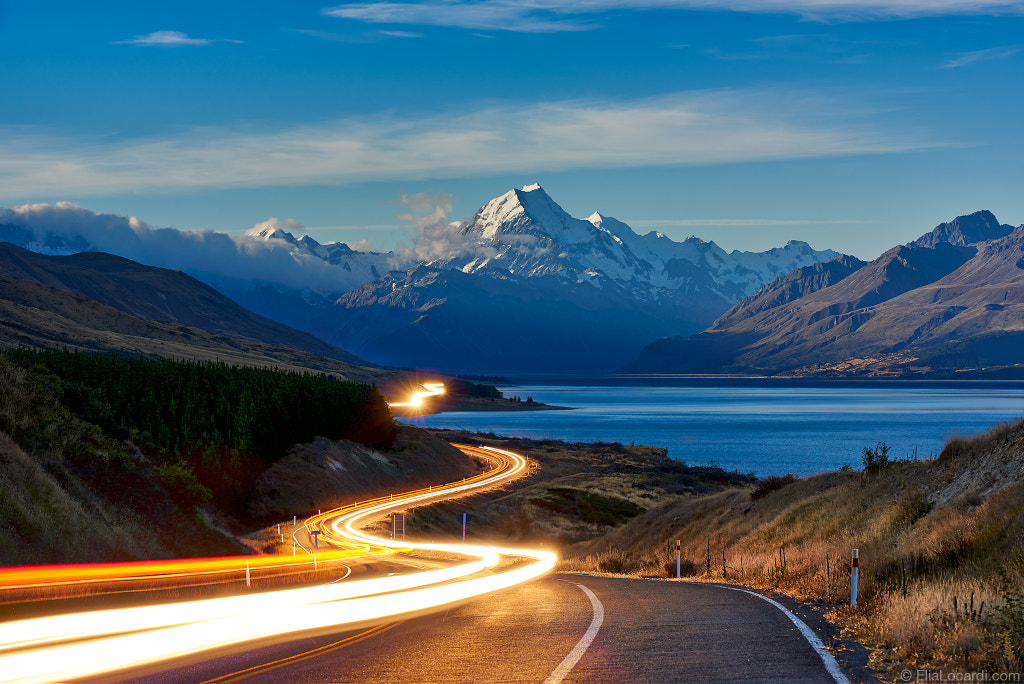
<box><xmin>714</xmin><ymin>585</ymin><xmax>851</xmax><ymax>684</ymax></box>
<box><xmin>329</xmin><ymin>565</ymin><xmax>353</xmax><ymax>583</ymax></box>
<box><xmin>543</xmin><ymin>582</ymin><xmax>604</xmax><ymax>684</ymax></box>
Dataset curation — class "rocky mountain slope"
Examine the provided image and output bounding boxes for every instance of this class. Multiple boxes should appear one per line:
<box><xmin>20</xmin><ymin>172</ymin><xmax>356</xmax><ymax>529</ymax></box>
<box><xmin>623</xmin><ymin>210</ymin><xmax>1024</xmax><ymax>375</ymax></box>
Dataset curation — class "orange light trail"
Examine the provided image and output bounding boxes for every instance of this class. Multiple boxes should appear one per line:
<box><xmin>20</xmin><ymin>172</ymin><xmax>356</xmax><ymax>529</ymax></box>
<box><xmin>0</xmin><ymin>444</ymin><xmax>555</xmax><ymax>683</ymax></box>
<box><xmin>0</xmin><ymin>549</ymin><xmax>384</xmax><ymax>592</ymax></box>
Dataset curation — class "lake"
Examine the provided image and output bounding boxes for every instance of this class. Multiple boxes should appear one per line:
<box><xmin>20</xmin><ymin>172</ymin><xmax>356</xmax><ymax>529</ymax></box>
<box><xmin>400</xmin><ymin>381</ymin><xmax>1024</xmax><ymax>476</ymax></box>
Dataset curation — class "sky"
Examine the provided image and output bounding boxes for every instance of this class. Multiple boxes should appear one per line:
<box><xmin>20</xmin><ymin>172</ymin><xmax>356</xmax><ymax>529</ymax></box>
<box><xmin>1</xmin><ymin>0</ymin><xmax>1022</xmax><ymax>261</ymax></box>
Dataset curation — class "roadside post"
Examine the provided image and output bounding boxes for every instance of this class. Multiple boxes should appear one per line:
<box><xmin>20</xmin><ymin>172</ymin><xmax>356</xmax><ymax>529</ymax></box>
<box><xmin>245</xmin><ymin>559</ymin><xmax>250</xmax><ymax>588</ymax></box>
<box><xmin>851</xmin><ymin>549</ymin><xmax>859</xmax><ymax>606</ymax></box>
<box><xmin>461</xmin><ymin>512</ymin><xmax>468</xmax><ymax>543</ymax></box>
<box><xmin>676</xmin><ymin>540</ymin><xmax>681</xmax><ymax>579</ymax></box>
<box><xmin>312</xmin><ymin>530</ymin><xmax>321</xmax><ymax>571</ymax></box>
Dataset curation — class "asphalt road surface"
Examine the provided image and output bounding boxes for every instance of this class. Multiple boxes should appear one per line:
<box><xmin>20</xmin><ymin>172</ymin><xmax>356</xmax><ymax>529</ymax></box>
<box><xmin>123</xmin><ymin>573</ymin><xmax>867</xmax><ymax>684</ymax></box>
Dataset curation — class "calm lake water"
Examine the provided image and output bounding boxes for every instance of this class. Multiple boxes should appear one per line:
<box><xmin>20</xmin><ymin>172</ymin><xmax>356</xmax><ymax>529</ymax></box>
<box><xmin>400</xmin><ymin>382</ymin><xmax>1024</xmax><ymax>476</ymax></box>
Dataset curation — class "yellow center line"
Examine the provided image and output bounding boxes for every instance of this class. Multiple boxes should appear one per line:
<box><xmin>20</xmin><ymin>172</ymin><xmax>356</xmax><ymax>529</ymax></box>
<box><xmin>199</xmin><ymin>621</ymin><xmax>403</xmax><ymax>683</ymax></box>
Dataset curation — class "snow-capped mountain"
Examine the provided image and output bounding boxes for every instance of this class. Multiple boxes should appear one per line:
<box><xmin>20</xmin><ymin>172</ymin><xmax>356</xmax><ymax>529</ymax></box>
<box><xmin>321</xmin><ymin>184</ymin><xmax>841</xmax><ymax>371</ymax></box>
<box><xmin>242</xmin><ymin>224</ymin><xmax>394</xmax><ymax>277</ymax></box>
<box><xmin>431</xmin><ymin>183</ymin><xmax>837</xmax><ymax>303</ymax></box>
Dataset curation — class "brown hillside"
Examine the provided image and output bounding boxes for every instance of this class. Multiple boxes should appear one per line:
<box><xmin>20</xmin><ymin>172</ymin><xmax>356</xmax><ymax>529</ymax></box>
<box><xmin>0</xmin><ymin>242</ymin><xmax>372</xmax><ymax>367</ymax></box>
<box><xmin>0</xmin><ymin>272</ymin><xmax>392</xmax><ymax>383</ymax></box>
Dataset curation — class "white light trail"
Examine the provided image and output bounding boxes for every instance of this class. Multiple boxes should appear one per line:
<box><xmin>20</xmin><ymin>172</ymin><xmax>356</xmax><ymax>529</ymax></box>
<box><xmin>0</xmin><ymin>444</ymin><xmax>554</xmax><ymax>683</ymax></box>
<box><xmin>388</xmin><ymin>382</ymin><xmax>445</xmax><ymax>407</ymax></box>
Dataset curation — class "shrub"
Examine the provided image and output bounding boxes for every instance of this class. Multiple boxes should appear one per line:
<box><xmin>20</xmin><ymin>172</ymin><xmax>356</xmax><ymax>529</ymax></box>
<box><xmin>862</xmin><ymin>441</ymin><xmax>891</xmax><ymax>474</ymax></box>
<box><xmin>750</xmin><ymin>474</ymin><xmax>799</xmax><ymax>501</ymax></box>
<box><xmin>664</xmin><ymin>558</ymin><xmax>700</xmax><ymax>577</ymax></box>
<box><xmin>598</xmin><ymin>556</ymin><xmax>628</xmax><ymax>573</ymax></box>
<box><xmin>154</xmin><ymin>460</ymin><xmax>212</xmax><ymax>506</ymax></box>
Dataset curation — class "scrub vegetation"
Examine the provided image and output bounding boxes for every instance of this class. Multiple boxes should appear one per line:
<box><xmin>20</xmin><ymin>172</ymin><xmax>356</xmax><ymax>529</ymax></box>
<box><xmin>559</xmin><ymin>419</ymin><xmax>1024</xmax><ymax>676</ymax></box>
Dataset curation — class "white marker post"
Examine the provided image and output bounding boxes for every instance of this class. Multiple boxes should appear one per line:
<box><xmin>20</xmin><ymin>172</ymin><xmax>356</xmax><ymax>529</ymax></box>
<box><xmin>312</xmin><ymin>530</ymin><xmax>321</xmax><ymax>571</ymax></box>
<box><xmin>676</xmin><ymin>540</ymin><xmax>681</xmax><ymax>579</ymax></box>
<box><xmin>245</xmin><ymin>559</ymin><xmax>250</xmax><ymax>589</ymax></box>
<box><xmin>851</xmin><ymin>549</ymin><xmax>859</xmax><ymax>607</ymax></box>
<box><xmin>461</xmin><ymin>512</ymin><xmax>467</xmax><ymax>543</ymax></box>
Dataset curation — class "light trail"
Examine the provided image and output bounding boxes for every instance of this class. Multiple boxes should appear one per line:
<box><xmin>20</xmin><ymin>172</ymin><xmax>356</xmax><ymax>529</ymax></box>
<box><xmin>387</xmin><ymin>381</ymin><xmax>445</xmax><ymax>408</ymax></box>
<box><xmin>0</xmin><ymin>444</ymin><xmax>555</xmax><ymax>683</ymax></box>
<box><xmin>0</xmin><ymin>549</ymin><xmax>382</xmax><ymax>592</ymax></box>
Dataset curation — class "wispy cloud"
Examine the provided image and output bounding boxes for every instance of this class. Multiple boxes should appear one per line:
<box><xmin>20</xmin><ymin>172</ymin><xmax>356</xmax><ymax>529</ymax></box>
<box><xmin>0</xmin><ymin>89</ymin><xmax>941</xmax><ymax>198</ymax></box>
<box><xmin>115</xmin><ymin>30</ymin><xmax>242</xmax><ymax>47</ymax></box>
<box><xmin>323</xmin><ymin>0</ymin><xmax>1024</xmax><ymax>33</ymax></box>
<box><xmin>380</xmin><ymin>29</ymin><xmax>424</xmax><ymax>38</ymax></box>
<box><xmin>941</xmin><ymin>45</ymin><xmax>1021</xmax><ymax>68</ymax></box>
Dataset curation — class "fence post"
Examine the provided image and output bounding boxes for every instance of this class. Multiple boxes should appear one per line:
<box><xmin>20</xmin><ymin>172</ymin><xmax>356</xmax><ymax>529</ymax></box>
<box><xmin>851</xmin><ymin>549</ymin><xmax>859</xmax><ymax>606</ymax></box>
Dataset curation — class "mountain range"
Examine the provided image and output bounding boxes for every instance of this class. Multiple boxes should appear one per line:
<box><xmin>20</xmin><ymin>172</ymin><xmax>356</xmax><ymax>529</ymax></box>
<box><xmin>2</xmin><ymin>185</ymin><xmax>838</xmax><ymax>372</ymax></box>
<box><xmin>622</xmin><ymin>210</ymin><xmax>1024</xmax><ymax>376</ymax></box>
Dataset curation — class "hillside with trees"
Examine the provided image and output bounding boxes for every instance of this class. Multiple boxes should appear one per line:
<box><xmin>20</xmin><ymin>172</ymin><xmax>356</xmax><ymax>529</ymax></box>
<box><xmin>0</xmin><ymin>349</ymin><xmax>397</xmax><ymax>564</ymax></box>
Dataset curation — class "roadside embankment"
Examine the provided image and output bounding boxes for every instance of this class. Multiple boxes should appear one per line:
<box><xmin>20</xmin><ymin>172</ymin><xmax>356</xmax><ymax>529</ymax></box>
<box><xmin>247</xmin><ymin>425</ymin><xmax>482</xmax><ymax>524</ymax></box>
<box><xmin>398</xmin><ymin>429</ymin><xmax>755</xmax><ymax>547</ymax></box>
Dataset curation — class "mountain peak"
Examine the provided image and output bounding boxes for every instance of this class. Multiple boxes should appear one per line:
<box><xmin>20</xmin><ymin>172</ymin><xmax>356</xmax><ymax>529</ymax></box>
<box><xmin>246</xmin><ymin>225</ymin><xmax>299</xmax><ymax>244</ymax></box>
<box><xmin>521</xmin><ymin>182</ymin><xmax>543</xmax><ymax>192</ymax></box>
<box><xmin>912</xmin><ymin>210</ymin><xmax>1013</xmax><ymax>249</ymax></box>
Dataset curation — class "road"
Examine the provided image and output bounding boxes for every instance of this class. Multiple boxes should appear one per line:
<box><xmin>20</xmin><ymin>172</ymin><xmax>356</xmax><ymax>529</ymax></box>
<box><xmin>121</xmin><ymin>574</ymin><xmax>855</xmax><ymax>683</ymax></box>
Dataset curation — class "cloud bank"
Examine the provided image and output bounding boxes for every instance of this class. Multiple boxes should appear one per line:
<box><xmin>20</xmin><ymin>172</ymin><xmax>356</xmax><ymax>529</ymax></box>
<box><xmin>324</xmin><ymin>0</ymin><xmax>1024</xmax><ymax>32</ymax></box>
<box><xmin>0</xmin><ymin>89</ymin><xmax>937</xmax><ymax>198</ymax></box>
<box><xmin>0</xmin><ymin>202</ymin><xmax>398</xmax><ymax>296</ymax></box>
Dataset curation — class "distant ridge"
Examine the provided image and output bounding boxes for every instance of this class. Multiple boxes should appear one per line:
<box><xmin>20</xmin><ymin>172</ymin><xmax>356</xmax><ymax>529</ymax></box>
<box><xmin>0</xmin><ymin>271</ymin><xmax>393</xmax><ymax>383</ymax></box>
<box><xmin>0</xmin><ymin>242</ymin><xmax>374</xmax><ymax>369</ymax></box>
<box><xmin>622</xmin><ymin>210</ymin><xmax>1024</xmax><ymax>376</ymax></box>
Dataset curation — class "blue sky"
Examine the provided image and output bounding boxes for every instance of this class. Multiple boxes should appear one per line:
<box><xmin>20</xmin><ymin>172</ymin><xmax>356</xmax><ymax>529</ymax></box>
<box><xmin>1</xmin><ymin>0</ymin><xmax>1022</xmax><ymax>260</ymax></box>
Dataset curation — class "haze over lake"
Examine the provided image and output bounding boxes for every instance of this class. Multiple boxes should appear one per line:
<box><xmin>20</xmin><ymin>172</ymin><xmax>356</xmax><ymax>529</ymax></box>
<box><xmin>403</xmin><ymin>382</ymin><xmax>1024</xmax><ymax>476</ymax></box>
